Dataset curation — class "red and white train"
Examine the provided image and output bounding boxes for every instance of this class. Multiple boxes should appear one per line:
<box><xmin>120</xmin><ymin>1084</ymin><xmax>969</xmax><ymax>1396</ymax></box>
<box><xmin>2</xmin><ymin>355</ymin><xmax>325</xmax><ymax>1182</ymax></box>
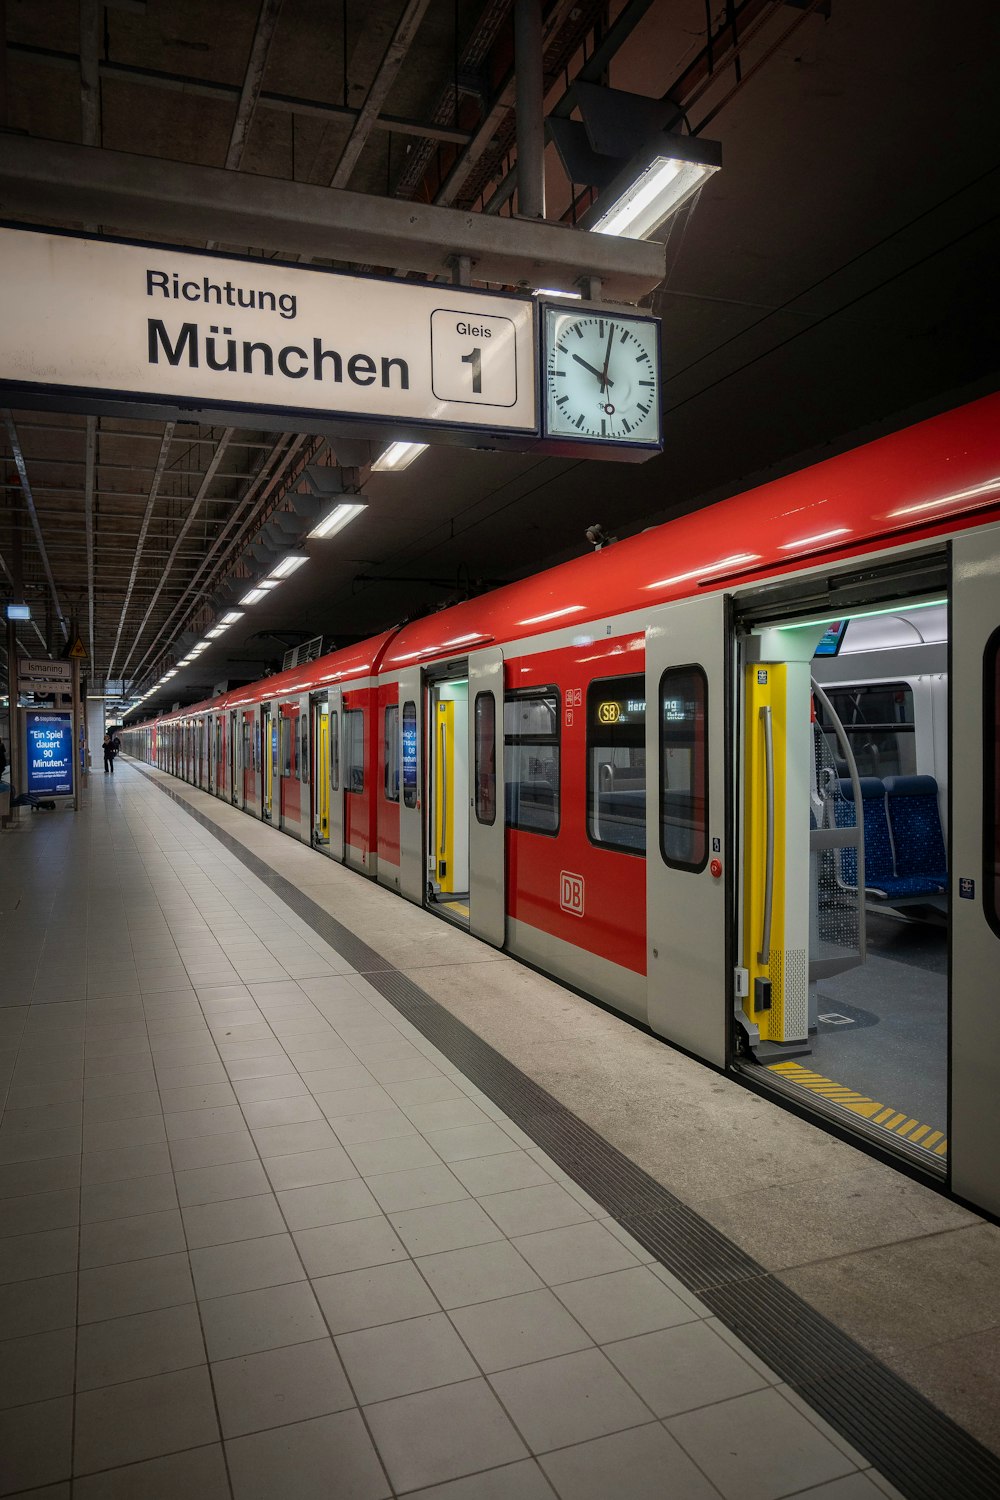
<box><xmin>124</xmin><ymin>390</ymin><xmax>1000</xmax><ymax>1221</ymax></box>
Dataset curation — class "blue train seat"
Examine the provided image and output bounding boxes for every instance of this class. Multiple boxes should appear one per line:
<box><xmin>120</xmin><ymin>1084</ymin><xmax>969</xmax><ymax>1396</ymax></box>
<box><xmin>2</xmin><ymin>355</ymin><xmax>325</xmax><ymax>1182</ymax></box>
<box><xmin>883</xmin><ymin>775</ymin><xmax>948</xmax><ymax>887</ymax></box>
<box><xmin>834</xmin><ymin>778</ymin><xmax>945</xmax><ymax>900</ymax></box>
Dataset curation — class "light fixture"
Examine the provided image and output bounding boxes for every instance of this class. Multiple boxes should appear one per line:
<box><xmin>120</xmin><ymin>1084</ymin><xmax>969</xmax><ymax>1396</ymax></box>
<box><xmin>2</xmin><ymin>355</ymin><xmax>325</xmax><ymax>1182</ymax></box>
<box><xmin>532</xmin><ymin>287</ymin><xmax>582</xmax><ymax>300</ymax></box>
<box><xmin>587</xmin><ymin>132</ymin><xmax>722</xmax><ymax>240</ymax></box>
<box><xmin>5</xmin><ymin>603</ymin><xmax>30</xmax><ymax>620</ymax></box>
<box><xmin>267</xmin><ymin>552</ymin><xmax>309</xmax><ymax>579</ymax></box>
<box><xmin>258</xmin><ymin>578</ymin><xmax>280</xmax><ymax>590</ymax></box>
<box><xmin>240</xmin><ymin>587</ymin><xmax>268</xmax><ymax>605</ymax></box>
<box><xmin>371</xmin><ymin>441</ymin><xmax>426</xmax><ymax>473</ymax></box>
<box><xmin>309</xmin><ymin>501</ymin><xmax>367</xmax><ymax>540</ymax></box>
<box><xmin>205</xmin><ymin>626</ymin><xmax>227</xmax><ymax>639</ymax></box>
<box><xmin>220</xmin><ymin>610</ymin><xmax>245</xmax><ymax>626</ymax></box>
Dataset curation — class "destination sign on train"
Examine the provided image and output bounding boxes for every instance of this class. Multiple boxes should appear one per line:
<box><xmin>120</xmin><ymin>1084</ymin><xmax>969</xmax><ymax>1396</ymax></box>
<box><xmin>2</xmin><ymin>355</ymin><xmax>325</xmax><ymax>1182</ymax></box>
<box><xmin>0</xmin><ymin>226</ymin><xmax>538</xmax><ymax>444</ymax></box>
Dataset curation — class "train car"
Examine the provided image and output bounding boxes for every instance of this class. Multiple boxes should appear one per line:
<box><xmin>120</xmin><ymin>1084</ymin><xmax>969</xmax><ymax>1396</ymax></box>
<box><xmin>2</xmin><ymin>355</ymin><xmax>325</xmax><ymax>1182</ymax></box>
<box><xmin>124</xmin><ymin>390</ymin><xmax>1000</xmax><ymax>1221</ymax></box>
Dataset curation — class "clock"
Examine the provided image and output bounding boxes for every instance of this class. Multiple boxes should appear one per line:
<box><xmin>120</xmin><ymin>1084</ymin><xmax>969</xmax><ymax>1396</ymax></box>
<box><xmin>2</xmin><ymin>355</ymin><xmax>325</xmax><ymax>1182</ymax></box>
<box><xmin>542</xmin><ymin>304</ymin><xmax>661</xmax><ymax>448</ymax></box>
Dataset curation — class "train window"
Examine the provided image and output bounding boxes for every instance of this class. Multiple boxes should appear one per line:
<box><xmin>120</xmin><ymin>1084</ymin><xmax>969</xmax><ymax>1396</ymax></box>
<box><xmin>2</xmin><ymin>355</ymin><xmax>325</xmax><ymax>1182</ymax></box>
<box><xmin>300</xmin><ymin>715</ymin><xmax>309</xmax><ymax>782</ymax></box>
<box><xmin>384</xmin><ymin>705</ymin><xmax>400</xmax><ymax>802</ymax></box>
<box><xmin>587</xmin><ymin>675</ymin><xmax>646</xmax><ymax>855</ymax></box>
<box><xmin>504</xmin><ymin>689</ymin><xmax>559</xmax><ymax>834</ymax></box>
<box><xmin>660</xmin><ymin>666</ymin><xmax>708</xmax><ymax>871</ymax></box>
<box><xmin>987</xmin><ymin>627</ymin><xmax>1000</xmax><ymax>939</ymax></box>
<box><xmin>330</xmin><ymin>709</ymin><xmax>340</xmax><ymax>792</ymax></box>
<box><xmin>475</xmin><ymin>692</ymin><xmax>497</xmax><ymax>825</ymax></box>
<box><xmin>345</xmin><ymin>708</ymin><xmax>364</xmax><ymax>794</ymax></box>
<box><xmin>815</xmin><ymin>682</ymin><xmax>916</xmax><ymax>779</ymax></box>
<box><xmin>402</xmin><ymin>702</ymin><xmax>418</xmax><ymax>808</ymax></box>
<box><xmin>280</xmin><ymin>716</ymin><xmax>292</xmax><ymax>776</ymax></box>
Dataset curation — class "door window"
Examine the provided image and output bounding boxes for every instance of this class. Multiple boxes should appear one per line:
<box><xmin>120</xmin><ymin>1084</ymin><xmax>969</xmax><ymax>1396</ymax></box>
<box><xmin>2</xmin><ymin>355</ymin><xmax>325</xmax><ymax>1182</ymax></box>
<box><xmin>280</xmin><ymin>716</ymin><xmax>292</xmax><ymax>776</ymax></box>
<box><xmin>987</xmin><ymin>626</ymin><xmax>1000</xmax><ymax>937</ymax></box>
<box><xmin>660</xmin><ymin>666</ymin><xmax>708</xmax><ymax>871</ymax></box>
<box><xmin>345</xmin><ymin>708</ymin><xmax>364</xmax><ymax>793</ymax></box>
<box><xmin>402</xmin><ymin>701</ymin><xmax>418</xmax><ymax>808</ymax></box>
<box><xmin>330</xmin><ymin>709</ymin><xmax>340</xmax><ymax>791</ymax></box>
<box><xmin>474</xmin><ymin>692</ymin><xmax>497</xmax><ymax>825</ymax></box>
<box><xmin>815</xmin><ymin>682</ymin><xmax>916</xmax><ymax>778</ymax></box>
<box><xmin>504</xmin><ymin>689</ymin><xmax>559</xmax><ymax>833</ymax></box>
<box><xmin>384</xmin><ymin>705</ymin><xmax>400</xmax><ymax>802</ymax></box>
<box><xmin>587</xmin><ymin>674</ymin><xmax>646</xmax><ymax>853</ymax></box>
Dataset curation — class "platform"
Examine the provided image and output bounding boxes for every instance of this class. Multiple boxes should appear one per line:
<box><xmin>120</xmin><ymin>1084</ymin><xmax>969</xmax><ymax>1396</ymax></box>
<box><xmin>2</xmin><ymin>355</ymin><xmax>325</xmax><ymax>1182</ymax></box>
<box><xmin>1</xmin><ymin>764</ymin><xmax>998</xmax><ymax>1499</ymax></box>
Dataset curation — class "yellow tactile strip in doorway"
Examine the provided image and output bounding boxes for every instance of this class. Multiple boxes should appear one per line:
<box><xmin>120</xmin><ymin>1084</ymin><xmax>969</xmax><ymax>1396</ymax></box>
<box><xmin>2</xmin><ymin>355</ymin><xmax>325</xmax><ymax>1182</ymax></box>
<box><xmin>767</xmin><ymin>1060</ymin><xmax>948</xmax><ymax>1157</ymax></box>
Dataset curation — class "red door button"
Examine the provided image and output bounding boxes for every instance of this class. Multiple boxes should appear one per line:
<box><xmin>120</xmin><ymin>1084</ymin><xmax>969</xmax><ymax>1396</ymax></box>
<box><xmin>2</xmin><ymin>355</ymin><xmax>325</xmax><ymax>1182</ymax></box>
<box><xmin>710</xmin><ymin>858</ymin><xmax>723</xmax><ymax>879</ymax></box>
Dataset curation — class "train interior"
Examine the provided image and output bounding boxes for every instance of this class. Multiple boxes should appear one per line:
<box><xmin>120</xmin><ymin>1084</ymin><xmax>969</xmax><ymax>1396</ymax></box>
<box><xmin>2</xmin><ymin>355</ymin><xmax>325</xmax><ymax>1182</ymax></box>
<box><xmin>736</xmin><ymin>563</ymin><xmax>949</xmax><ymax>1172</ymax></box>
<box><xmin>428</xmin><ymin>675</ymin><xmax>472</xmax><ymax>925</ymax></box>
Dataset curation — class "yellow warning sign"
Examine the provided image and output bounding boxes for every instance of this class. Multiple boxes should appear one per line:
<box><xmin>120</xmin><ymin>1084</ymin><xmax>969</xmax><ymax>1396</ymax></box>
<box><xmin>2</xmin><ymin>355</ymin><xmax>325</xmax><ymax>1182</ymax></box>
<box><xmin>68</xmin><ymin>638</ymin><xmax>88</xmax><ymax>659</ymax></box>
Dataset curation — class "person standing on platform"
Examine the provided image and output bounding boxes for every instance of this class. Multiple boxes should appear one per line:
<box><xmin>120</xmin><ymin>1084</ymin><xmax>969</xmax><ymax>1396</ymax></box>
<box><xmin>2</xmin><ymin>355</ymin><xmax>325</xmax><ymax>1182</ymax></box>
<box><xmin>103</xmin><ymin>730</ymin><xmax>115</xmax><ymax>774</ymax></box>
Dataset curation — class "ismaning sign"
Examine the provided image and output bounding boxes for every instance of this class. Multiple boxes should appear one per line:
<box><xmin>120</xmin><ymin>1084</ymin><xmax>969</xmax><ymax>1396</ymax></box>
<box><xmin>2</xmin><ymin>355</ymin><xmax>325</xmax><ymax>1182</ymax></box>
<box><xmin>0</xmin><ymin>226</ymin><xmax>538</xmax><ymax>437</ymax></box>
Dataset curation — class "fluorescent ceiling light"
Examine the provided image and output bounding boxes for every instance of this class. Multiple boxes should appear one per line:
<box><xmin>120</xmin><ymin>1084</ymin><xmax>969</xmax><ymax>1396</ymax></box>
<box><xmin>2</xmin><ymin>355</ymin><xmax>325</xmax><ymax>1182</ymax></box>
<box><xmin>240</xmin><ymin>587</ymin><xmax>268</xmax><ymax>605</ymax></box>
<box><xmin>588</xmin><ymin>133</ymin><xmax>721</xmax><ymax>241</ymax></box>
<box><xmin>371</xmin><ymin>441</ymin><xmax>427</xmax><ymax>473</ymax></box>
<box><xmin>309</xmin><ymin>501</ymin><xmax>367</xmax><ymax>540</ymax></box>
<box><xmin>205</xmin><ymin>626</ymin><xmax>227</xmax><ymax>639</ymax></box>
<box><xmin>533</xmin><ymin>287</ymin><xmax>582</xmax><ymax>299</ymax></box>
<box><xmin>220</xmin><ymin>610</ymin><xmax>245</xmax><ymax>626</ymax></box>
<box><xmin>258</xmin><ymin>578</ymin><xmax>280</xmax><ymax>591</ymax></box>
<box><xmin>5</xmin><ymin>604</ymin><xmax>30</xmax><ymax>620</ymax></box>
<box><xmin>778</xmin><ymin>528</ymin><xmax>851</xmax><ymax>550</ymax></box>
<box><xmin>520</xmin><ymin>605</ymin><xmax>586</xmax><ymax>625</ymax></box>
<box><xmin>268</xmin><ymin>552</ymin><xmax>309</xmax><ymax>579</ymax></box>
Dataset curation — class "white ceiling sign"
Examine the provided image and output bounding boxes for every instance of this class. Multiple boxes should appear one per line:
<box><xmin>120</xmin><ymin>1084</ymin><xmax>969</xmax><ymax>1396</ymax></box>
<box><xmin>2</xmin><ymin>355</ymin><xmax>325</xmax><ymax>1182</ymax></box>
<box><xmin>0</xmin><ymin>226</ymin><xmax>538</xmax><ymax>441</ymax></box>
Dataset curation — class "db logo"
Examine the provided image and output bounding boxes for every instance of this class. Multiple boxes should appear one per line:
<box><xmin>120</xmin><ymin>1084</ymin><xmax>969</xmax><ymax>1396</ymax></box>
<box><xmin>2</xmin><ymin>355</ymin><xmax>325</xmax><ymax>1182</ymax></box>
<box><xmin>560</xmin><ymin>871</ymin><xmax>585</xmax><ymax>917</ymax></box>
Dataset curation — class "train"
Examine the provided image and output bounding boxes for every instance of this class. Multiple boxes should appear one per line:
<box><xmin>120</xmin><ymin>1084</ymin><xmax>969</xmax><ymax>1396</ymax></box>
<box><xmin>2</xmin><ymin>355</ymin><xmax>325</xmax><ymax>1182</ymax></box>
<box><xmin>123</xmin><ymin>389</ymin><xmax>1000</xmax><ymax>1222</ymax></box>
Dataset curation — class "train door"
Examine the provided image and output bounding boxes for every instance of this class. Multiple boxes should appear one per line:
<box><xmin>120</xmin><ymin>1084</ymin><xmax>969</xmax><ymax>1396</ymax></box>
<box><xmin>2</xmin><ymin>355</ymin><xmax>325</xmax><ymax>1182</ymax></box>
<box><xmin>278</xmin><ymin>701</ymin><xmax>300</xmax><ymax>833</ymax></box>
<box><xmin>733</xmin><ymin>554</ymin><xmax>951</xmax><ymax>1175</ymax></box>
<box><xmin>326</xmin><ymin>686</ymin><xmax>344</xmax><ymax>861</ymax></box>
<box><xmin>645</xmin><ymin>595</ymin><xmax>729</xmax><ymax>1064</ymax></box>
<box><xmin>262</xmin><ymin>703</ymin><xmax>275</xmax><ymax>821</ymax></box>
<box><xmin>950</xmin><ymin>527</ymin><xmax>1000</xmax><ymax>1215</ymax></box>
<box><xmin>311</xmin><ymin>694</ymin><xmax>330</xmax><ymax>847</ymax></box>
<box><xmin>427</xmin><ymin>673</ymin><xmax>471</xmax><ymax>925</ymax></box>
<box><xmin>397</xmin><ymin>671</ymin><xmax>423</xmax><ymax>903</ymax></box>
<box><xmin>241</xmin><ymin>709</ymin><xmax>257</xmax><ymax>813</ymax></box>
<box><xmin>468</xmin><ymin>647</ymin><xmax>505</xmax><ymax>947</ymax></box>
<box><xmin>229</xmin><ymin>711</ymin><xmax>239</xmax><ymax>804</ymax></box>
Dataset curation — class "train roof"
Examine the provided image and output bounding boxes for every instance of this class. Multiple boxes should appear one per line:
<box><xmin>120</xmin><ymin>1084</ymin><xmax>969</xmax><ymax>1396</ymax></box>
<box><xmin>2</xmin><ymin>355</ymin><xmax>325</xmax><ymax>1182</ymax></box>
<box><xmin>154</xmin><ymin>390</ymin><xmax>999</xmax><ymax>724</ymax></box>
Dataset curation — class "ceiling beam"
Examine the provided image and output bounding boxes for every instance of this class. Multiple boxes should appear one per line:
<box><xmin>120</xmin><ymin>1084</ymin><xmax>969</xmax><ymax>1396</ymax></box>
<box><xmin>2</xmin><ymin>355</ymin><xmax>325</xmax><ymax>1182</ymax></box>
<box><xmin>10</xmin><ymin>45</ymin><xmax>474</xmax><ymax>147</ymax></box>
<box><xmin>2</xmin><ymin>409</ymin><xmax>69</xmax><ymax>643</ymax></box>
<box><xmin>0</xmin><ymin>136</ymin><xmax>664</xmax><ymax>299</ymax></box>
<box><xmin>330</xmin><ymin>0</ymin><xmax>432</xmax><ymax>190</ymax></box>
<box><xmin>225</xmin><ymin>0</ymin><xmax>283</xmax><ymax>172</ymax></box>
<box><xmin>118</xmin><ymin>429</ymin><xmax>233</xmax><ymax>681</ymax></box>
<box><xmin>106</xmin><ymin>422</ymin><xmax>176</xmax><ymax>683</ymax></box>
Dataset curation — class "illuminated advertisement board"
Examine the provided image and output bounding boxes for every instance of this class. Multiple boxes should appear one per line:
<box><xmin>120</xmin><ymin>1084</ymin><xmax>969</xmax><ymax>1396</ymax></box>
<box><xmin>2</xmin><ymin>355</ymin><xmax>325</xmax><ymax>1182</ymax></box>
<box><xmin>25</xmin><ymin>711</ymin><xmax>74</xmax><ymax>796</ymax></box>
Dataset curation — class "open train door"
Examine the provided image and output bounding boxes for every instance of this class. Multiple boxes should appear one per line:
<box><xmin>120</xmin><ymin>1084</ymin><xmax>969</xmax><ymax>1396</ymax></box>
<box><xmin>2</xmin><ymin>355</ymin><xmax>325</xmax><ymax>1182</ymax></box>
<box><xmin>950</xmin><ymin>527</ymin><xmax>1000</xmax><ymax>1216</ymax></box>
<box><xmin>396</xmin><ymin>669</ymin><xmax>423</xmax><ymax>903</ymax></box>
<box><xmin>645</xmin><ymin>594</ymin><xmax>730</xmax><ymax>1065</ymax></box>
<box><xmin>468</xmin><ymin>646</ymin><xmax>505</xmax><ymax>948</ymax></box>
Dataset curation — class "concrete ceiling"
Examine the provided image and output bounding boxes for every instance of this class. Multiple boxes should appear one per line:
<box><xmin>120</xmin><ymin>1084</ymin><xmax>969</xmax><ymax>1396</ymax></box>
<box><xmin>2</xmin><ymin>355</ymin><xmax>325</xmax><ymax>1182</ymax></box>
<box><xmin>1</xmin><ymin>0</ymin><xmax>997</xmax><ymax>715</ymax></box>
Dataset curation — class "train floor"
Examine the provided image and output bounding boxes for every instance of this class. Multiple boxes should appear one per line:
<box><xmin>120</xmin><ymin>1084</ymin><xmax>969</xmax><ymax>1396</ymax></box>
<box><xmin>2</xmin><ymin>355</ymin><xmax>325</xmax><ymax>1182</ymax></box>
<box><xmin>761</xmin><ymin>912</ymin><xmax>949</xmax><ymax>1157</ymax></box>
<box><xmin>0</xmin><ymin>768</ymin><xmax>997</xmax><ymax>1500</ymax></box>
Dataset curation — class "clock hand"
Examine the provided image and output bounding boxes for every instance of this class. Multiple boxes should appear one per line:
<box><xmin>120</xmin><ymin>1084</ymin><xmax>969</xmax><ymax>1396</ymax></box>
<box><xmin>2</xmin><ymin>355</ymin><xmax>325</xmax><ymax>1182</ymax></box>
<box><xmin>571</xmin><ymin>352</ymin><xmax>615</xmax><ymax>388</ymax></box>
<box><xmin>600</xmin><ymin>323</ymin><xmax>615</xmax><ymax>392</ymax></box>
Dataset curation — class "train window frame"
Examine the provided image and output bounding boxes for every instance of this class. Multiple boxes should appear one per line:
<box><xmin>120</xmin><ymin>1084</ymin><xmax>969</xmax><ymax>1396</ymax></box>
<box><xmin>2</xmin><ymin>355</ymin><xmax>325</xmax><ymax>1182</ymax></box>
<box><xmin>300</xmin><ymin>713</ymin><xmax>309</xmax><ymax>783</ymax></box>
<box><xmin>659</xmin><ymin>664</ymin><xmax>709</xmax><ymax>873</ymax></box>
<box><xmin>815</xmin><ymin>681</ymin><xmax>916</xmax><ymax>780</ymax></box>
<box><xmin>586</xmin><ymin>673</ymin><xmax>647</xmax><ymax>857</ymax></box>
<box><xmin>280</xmin><ymin>715</ymin><xmax>292</xmax><ymax>778</ymax></box>
<box><xmin>474</xmin><ymin>691</ymin><xmax>497</xmax><ymax>826</ymax></box>
<box><xmin>384</xmin><ymin>704</ymin><xmax>400</xmax><ymax>803</ymax></box>
<box><xmin>344</xmin><ymin>707</ymin><xmax>365</xmax><ymax>795</ymax></box>
<box><xmin>985</xmin><ymin>625</ymin><xmax>1000</xmax><ymax>940</ymax></box>
<box><xmin>503</xmin><ymin>686</ymin><xmax>561</xmax><ymax>836</ymax></box>
<box><xmin>402</xmin><ymin>701</ymin><xmax>418</xmax><ymax>809</ymax></box>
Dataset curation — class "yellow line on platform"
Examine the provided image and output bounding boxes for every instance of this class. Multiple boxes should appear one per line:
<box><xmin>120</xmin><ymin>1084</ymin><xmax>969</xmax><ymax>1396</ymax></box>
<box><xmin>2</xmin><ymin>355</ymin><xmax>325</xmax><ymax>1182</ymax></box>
<box><xmin>767</xmin><ymin>1060</ymin><xmax>947</xmax><ymax>1158</ymax></box>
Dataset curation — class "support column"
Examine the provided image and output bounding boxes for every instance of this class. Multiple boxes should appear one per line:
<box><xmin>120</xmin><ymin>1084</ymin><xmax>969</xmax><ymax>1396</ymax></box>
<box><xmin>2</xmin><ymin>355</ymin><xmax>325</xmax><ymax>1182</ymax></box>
<box><xmin>514</xmin><ymin>0</ymin><xmax>545</xmax><ymax>220</ymax></box>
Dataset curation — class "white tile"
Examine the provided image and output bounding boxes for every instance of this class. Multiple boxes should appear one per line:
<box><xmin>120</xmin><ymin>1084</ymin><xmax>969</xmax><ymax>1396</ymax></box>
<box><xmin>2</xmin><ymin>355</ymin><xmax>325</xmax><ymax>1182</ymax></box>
<box><xmin>364</xmin><ymin>1379</ymin><xmax>527</xmax><ymax>1493</ymax></box>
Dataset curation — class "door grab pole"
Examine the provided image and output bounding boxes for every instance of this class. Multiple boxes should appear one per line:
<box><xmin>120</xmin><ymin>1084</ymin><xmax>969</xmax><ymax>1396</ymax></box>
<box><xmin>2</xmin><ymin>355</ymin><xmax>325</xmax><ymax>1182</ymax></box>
<box><xmin>439</xmin><ymin>721</ymin><xmax>447</xmax><ymax>857</ymax></box>
<box><xmin>758</xmin><ymin>704</ymin><xmax>774</xmax><ymax>966</ymax></box>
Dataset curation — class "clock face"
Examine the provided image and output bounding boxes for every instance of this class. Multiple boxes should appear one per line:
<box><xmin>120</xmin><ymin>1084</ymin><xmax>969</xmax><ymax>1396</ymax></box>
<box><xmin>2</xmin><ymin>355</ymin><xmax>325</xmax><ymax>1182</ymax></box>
<box><xmin>543</xmin><ymin>306</ymin><xmax>661</xmax><ymax>446</ymax></box>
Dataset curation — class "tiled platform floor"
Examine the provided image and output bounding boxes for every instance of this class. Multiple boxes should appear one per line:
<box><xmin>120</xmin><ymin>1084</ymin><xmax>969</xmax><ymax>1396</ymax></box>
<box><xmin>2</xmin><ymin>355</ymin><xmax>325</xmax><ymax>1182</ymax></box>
<box><xmin>0</xmin><ymin>768</ymin><xmax>906</xmax><ymax>1498</ymax></box>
